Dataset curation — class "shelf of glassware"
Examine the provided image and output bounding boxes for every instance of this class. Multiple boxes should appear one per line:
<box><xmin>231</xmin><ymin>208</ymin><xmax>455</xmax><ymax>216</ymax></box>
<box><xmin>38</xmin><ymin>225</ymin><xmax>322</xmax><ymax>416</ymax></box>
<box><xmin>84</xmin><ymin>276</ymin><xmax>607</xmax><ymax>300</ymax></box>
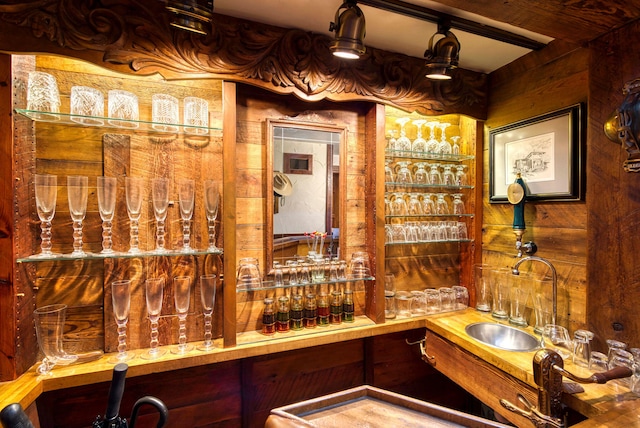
<box><xmin>385</xmin><ymin>239</ymin><xmax>473</xmax><ymax>246</ymax></box>
<box><xmin>15</xmin><ymin>109</ymin><xmax>222</xmax><ymax>135</ymax></box>
<box><xmin>236</xmin><ymin>276</ymin><xmax>376</xmax><ymax>293</ymax></box>
<box><xmin>385</xmin><ymin>214</ymin><xmax>474</xmax><ymax>219</ymax></box>
<box><xmin>384</xmin><ymin>182</ymin><xmax>473</xmax><ymax>190</ymax></box>
<box><xmin>384</xmin><ymin>149</ymin><xmax>474</xmax><ymax>162</ymax></box>
<box><xmin>16</xmin><ymin>248</ymin><xmax>224</xmax><ymax>263</ymax></box>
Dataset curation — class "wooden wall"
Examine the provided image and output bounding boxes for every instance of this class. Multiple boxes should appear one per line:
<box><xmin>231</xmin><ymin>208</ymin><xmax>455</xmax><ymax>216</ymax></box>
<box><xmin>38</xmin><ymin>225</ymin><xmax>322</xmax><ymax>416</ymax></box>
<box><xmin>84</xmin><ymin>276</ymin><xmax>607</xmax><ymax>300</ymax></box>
<box><xmin>484</xmin><ymin>40</ymin><xmax>590</xmax><ymax>333</ymax></box>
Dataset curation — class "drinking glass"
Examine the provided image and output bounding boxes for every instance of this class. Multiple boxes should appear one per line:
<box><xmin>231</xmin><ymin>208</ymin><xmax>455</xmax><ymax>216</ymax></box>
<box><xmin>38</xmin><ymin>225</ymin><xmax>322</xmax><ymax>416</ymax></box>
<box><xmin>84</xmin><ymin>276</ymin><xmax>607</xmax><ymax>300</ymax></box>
<box><xmin>152</xmin><ymin>177</ymin><xmax>170</xmax><ymax>253</ymax></box>
<box><xmin>425</xmin><ymin>289</ymin><xmax>442</xmax><ymax>314</ymax></box>
<box><xmin>490</xmin><ymin>268</ymin><xmax>510</xmax><ymax>320</ymax></box>
<box><xmin>451</xmin><ymin>136</ymin><xmax>461</xmax><ymax>155</ymax></box>
<box><xmin>70</xmin><ymin>86</ymin><xmax>104</xmax><ymax>125</ymax></box>
<box><xmin>542</xmin><ymin>324</ymin><xmax>573</xmax><ymax>360</ymax></box>
<box><xmin>67</xmin><ymin>175</ymin><xmax>88</xmax><ymax>257</ymax></box>
<box><xmin>589</xmin><ymin>351</ymin><xmax>609</xmax><ymax>372</ymax></box>
<box><xmin>394</xmin><ymin>162</ymin><xmax>413</xmax><ymax>186</ymax></box>
<box><xmin>109</xmin><ymin>280</ymin><xmax>135</xmax><ymax>363</ymax></box>
<box><xmin>473</xmin><ymin>264</ymin><xmax>492</xmax><ymax>312</ymax></box>
<box><xmin>152</xmin><ymin>93</ymin><xmax>179</xmax><ymax>132</ymax></box>
<box><xmin>27</xmin><ymin>71</ymin><xmax>60</xmax><ymax>120</ymax></box>
<box><xmin>451</xmin><ymin>193</ymin><xmax>465</xmax><ymax>215</ymax></box>
<box><xmin>33</xmin><ymin>174</ymin><xmax>58</xmax><ymax>258</ymax></box>
<box><xmin>172</xmin><ymin>276</ymin><xmax>193</xmax><ymax>354</ymax></box>
<box><xmin>509</xmin><ymin>284</ymin><xmax>530</xmax><ymax>327</ymax></box>
<box><xmin>204</xmin><ymin>179</ymin><xmax>220</xmax><ymax>251</ymax></box>
<box><xmin>394</xmin><ymin>118</ymin><xmax>411</xmax><ymax>152</ymax></box>
<box><xmin>455</xmin><ymin>165</ymin><xmax>469</xmax><ymax>186</ymax></box>
<box><xmin>429</xmin><ymin>163</ymin><xmax>442</xmax><ymax>185</ymax></box>
<box><xmin>411</xmin><ymin>119</ymin><xmax>427</xmax><ymax>155</ymax></box>
<box><xmin>413</xmin><ymin>162</ymin><xmax>429</xmax><ymax>185</ymax></box>
<box><xmin>125</xmin><ymin>177</ymin><xmax>145</xmax><ymax>254</ymax></box>
<box><xmin>236</xmin><ymin>257</ymin><xmax>262</xmax><ymax>289</ymax></box>
<box><xmin>108</xmin><ymin>89</ymin><xmax>139</xmax><ymax>128</ymax></box>
<box><xmin>177</xmin><ymin>178</ymin><xmax>195</xmax><ymax>252</ymax></box>
<box><xmin>395</xmin><ymin>291</ymin><xmax>412</xmax><ymax>318</ymax></box>
<box><xmin>438</xmin><ymin>122</ymin><xmax>452</xmax><ymax>155</ymax></box>
<box><xmin>452</xmin><ymin>285</ymin><xmax>469</xmax><ymax>310</ymax></box>
<box><xmin>142</xmin><ymin>277</ymin><xmax>167</xmax><ymax>359</ymax></box>
<box><xmin>572</xmin><ymin>329</ymin><xmax>594</xmax><ymax>368</ymax></box>
<box><xmin>435</xmin><ymin>193</ymin><xmax>450</xmax><ymax>215</ymax></box>
<box><xmin>198</xmin><ymin>274</ymin><xmax>217</xmax><ymax>351</ymax></box>
<box><xmin>97</xmin><ymin>176</ymin><xmax>117</xmax><ymax>254</ymax></box>
<box><xmin>425</xmin><ymin>121</ymin><xmax>439</xmax><ymax>153</ymax></box>
<box><xmin>439</xmin><ymin>287</ymin><xmax>456</xmax><ymax>311</ymax></box>
<box><xmin>184</xmin><ymin>96</ymin><xmax>209</xmax><ymax>135</ymax></box>
<box><xmin>384</xmin><ymin>159</ymin><xmax>395</xmax><ymax>183</ymax></box>
<box><xmin>33</xmin><ymin>304</ymin><xmax>78</xmax><ymax>374</ymax></box>
<box><xmin>349</xmin><ymin>251</ymin><xmax>370</xmax><ymax>278</ymax></box>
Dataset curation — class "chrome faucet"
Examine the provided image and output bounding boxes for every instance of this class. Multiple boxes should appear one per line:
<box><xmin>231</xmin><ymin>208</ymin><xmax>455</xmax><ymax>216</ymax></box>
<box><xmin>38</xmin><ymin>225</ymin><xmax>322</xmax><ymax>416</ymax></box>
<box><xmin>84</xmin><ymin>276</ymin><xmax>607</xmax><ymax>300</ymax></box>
<box><xmin>512</xmin><ymin>256</ymin><xmax>557</xmax><ymax>326</ymax></box>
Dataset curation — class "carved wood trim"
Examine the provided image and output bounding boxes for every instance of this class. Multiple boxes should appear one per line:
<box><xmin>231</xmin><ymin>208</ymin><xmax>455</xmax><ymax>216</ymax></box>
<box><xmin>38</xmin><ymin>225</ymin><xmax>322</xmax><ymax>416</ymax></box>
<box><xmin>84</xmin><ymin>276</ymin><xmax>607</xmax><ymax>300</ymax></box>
<box><xmin>0</xmin><ymin>0</ymin><xmax>487</xmax><ymax>118</ymax></box>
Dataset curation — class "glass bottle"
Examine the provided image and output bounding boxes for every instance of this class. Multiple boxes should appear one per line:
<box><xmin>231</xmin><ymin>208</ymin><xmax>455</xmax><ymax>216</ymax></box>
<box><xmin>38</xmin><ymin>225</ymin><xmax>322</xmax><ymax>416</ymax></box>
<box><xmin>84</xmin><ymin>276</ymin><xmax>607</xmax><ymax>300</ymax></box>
<box><xmin>290</xmin><ymin>294</ymin><xmax>304</xmax><ymax>331</ymax></box>
<box><xmin>343</xmin><ymin>289</ymin><xmax>355</xmax><ymax>322</ymax></box>
<box><xmin>330</xmin><ymin>290</ymin><xmax>342</xmax><ymax>324</ymax></box>
<box><xmin>304</xmin><ymin>293</ymin><xmax>317</xmax><ymax>328</ymax></box>
<box><xmin>262</xmin><ymin>298</ymin><xmax>276</xmax><ymax>335</ymax></box>
<box><xmin>317</xmin><ymin>293</ymin><xmax>330</xmax><ymax>326</ymax></box>
<box><xmin>276</xmin><ymin>296</ymin><xmax>290</xmax><ymax>333</ymax></box>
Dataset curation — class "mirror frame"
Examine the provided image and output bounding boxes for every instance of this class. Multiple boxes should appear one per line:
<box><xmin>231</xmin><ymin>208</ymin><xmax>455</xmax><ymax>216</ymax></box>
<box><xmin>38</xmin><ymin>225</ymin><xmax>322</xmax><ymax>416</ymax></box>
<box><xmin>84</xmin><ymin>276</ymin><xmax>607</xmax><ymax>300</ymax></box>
<box><xmin>266</xmin><ymin>118</ymin><xmax>347</xmax><ymax>274</ymax></box>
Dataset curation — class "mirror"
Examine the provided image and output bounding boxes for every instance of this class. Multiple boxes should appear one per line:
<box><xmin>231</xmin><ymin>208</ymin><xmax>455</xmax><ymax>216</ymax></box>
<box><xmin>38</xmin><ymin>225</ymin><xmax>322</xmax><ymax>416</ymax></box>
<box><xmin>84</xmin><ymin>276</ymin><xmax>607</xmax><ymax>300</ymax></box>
<box><xmin>266</xmin><ymin>119</ymin><xmax>346</xmax><ymax>272</ymax></box>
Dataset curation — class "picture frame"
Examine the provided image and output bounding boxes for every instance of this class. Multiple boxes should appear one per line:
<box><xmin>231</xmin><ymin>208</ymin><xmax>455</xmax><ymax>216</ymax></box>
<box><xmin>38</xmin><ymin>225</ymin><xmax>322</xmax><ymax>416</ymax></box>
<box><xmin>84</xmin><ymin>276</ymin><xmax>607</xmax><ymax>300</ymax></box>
<box><xmin>489</xmin><ymin>103</ymin><xmax>585</xmax><ymax>203</ymax></box>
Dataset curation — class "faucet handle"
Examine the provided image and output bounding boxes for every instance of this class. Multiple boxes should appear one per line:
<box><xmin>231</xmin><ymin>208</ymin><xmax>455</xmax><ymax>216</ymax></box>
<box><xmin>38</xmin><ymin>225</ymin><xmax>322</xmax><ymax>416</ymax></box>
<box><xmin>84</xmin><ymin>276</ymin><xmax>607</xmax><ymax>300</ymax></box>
<box><xmin>500</xmin><ymin>393</ymin><xmax>564</xmax><ymax>428</ymax></box>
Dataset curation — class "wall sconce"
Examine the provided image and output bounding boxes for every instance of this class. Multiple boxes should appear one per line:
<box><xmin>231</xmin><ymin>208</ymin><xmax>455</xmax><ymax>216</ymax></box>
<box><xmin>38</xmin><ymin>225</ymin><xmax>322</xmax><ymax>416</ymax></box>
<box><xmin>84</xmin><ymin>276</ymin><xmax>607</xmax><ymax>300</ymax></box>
<box><xmin>166</xmin><ymin>0</ymin><xmax>214</xmax><ymax>36</ymax></box>
<box><xmin>604</xmin><ymin>78</ymin><xmax>640</xmax><ymax>172</ymax></box>
<box><xmin>424</xmin><ymin>24</ymin><xmax>460</xmax><ymax>80</ymax></box>
<box><xmin>329</xmin><ymin>0</ymin><xmax>366</xmax><ymax>59</ymax></box>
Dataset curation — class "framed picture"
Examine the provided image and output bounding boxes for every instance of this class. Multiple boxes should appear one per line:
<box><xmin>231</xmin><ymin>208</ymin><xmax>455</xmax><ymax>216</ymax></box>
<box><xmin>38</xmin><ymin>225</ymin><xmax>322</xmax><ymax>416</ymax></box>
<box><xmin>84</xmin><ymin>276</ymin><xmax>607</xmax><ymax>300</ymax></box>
<box><xmin>489</xmin><ymin>103</ymin><xmax>585</xmax><ymax>202</ymax></box>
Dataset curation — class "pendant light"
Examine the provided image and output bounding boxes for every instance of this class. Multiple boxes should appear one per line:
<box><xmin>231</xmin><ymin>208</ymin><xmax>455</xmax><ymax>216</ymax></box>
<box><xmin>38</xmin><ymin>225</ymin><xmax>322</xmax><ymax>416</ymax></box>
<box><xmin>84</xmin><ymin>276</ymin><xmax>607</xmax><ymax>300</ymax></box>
<box><xmin>329</xmin><ymin>0</ymin><xmax>366</xmax><ymax>59</ymax></box>
<box><xmin>166</xmin><ymin>0</ymin><xmax>214</xmax><ymax>36</ymax></box>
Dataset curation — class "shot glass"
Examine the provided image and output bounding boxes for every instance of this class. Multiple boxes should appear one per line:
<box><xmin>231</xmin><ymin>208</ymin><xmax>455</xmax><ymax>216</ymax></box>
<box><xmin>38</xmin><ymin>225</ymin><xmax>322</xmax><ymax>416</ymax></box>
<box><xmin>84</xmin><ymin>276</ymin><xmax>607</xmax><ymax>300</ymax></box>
<box><xmin>108</xmin><ymin>89</ymin><xmax>139</xmax><ymax>128</ymax></box>
<box><xmin>152</xmin><ymin>93</ymin><xmax>179</xmax><ymax>132</ymax></box>
<box><xmin>27</xmin><ymin>71</ymin><xmax>61</xmax><ymax>120</ymax></box>
<box><xmin>70</xmin><ymin>86</ymin><xmax>104</xmax><ymax>125</ymax></box>
<box><xmin>183</xmin><ymin>96</ymin><xmax>209</xmax><ymax>135</ymax></box>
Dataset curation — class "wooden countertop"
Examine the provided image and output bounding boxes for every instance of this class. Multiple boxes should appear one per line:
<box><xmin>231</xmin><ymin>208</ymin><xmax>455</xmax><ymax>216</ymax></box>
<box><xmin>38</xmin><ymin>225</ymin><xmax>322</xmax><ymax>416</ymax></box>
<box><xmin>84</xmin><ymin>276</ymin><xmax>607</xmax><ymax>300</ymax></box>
<box><xmin>2</xmin><ymin>309</ymin><xmax>639</xmax><ymax>426</ymax></box>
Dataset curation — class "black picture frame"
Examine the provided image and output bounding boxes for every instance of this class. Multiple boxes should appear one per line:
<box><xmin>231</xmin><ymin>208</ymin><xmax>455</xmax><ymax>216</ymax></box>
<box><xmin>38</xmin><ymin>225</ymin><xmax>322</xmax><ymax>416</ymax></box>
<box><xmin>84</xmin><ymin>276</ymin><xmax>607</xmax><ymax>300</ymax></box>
<box><xmin>489</xmin><ymin>103</ymin><xmax>585</xmax><ymax>203</ymax></box>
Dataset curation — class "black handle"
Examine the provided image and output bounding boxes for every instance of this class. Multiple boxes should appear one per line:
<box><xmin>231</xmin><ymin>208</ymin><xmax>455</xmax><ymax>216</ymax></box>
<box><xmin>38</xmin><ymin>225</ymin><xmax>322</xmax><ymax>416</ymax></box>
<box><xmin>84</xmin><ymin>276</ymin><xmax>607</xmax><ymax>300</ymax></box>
<box><xmin>129</xmin><ymin>396</ymin><xmax>169</xmax><ymax>428</ymax></box>
<box><xmin>0</xmin><ymin>403</ymin><xmax>35</xmax><ymax>428</ymax></box>
<box><xmin>104</xmin><ymin>363</ymin><xmax>128</xmax><ymax>422</ymax></box>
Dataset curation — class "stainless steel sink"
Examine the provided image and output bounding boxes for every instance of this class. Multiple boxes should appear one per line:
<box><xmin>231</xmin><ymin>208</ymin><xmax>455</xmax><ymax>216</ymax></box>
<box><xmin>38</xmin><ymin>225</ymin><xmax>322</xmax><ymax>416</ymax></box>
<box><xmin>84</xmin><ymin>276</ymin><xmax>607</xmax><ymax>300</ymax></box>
<box><xmin>465</xmin><ymin>322</ymin><xmax>540</xmax><ymax>352</ymax></box>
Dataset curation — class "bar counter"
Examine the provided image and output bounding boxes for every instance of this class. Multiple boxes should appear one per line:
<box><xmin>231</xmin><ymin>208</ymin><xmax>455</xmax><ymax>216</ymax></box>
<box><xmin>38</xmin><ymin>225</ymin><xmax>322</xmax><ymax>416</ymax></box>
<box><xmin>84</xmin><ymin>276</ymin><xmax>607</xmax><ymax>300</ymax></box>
<box><xmin>2</xmin><ymin>309</ymin><xmax>639</xmax><ymax>426</ymax></box>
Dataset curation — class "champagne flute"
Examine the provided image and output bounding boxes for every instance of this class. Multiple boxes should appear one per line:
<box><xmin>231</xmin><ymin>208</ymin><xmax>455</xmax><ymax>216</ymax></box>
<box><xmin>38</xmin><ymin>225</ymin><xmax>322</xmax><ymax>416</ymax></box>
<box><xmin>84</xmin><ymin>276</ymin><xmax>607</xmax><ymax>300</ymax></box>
<box><xmin>67</xmin><ymin>175</ymin><xmax>88</xmax><ymax>257</ymax></box>
<box><xmin>177</xmin><ymin>178</ymin><xmax>195</xmax><ymax>252</ymax></box>
<box><xmin>109</xmin><ymin>280</ymin><xmax>135</xmax><ymax>363</ymax></box>
<box><xmin>33</xmin><ymin>174</ymin><xmax>59</xmax><ymax>258</ymax></box>
<box><xmin>125</xmin><ymin>177</ymin><xmax>145</xmax><ymax>254</ymax></box>
<box><xmin>152</xmin><ymin>177</ymin><xmax>170</xmax><ymax>253</ymax></box>
<box><xmin>198</xmin><ymin>274</ymin><xmax>217</xmax><ymax>351</ymax></box>
<box><xmin>172</xmin><ymin>276</ymin><xmax>193</xmax><ymax>354</ymax></box>
<box><xmin>204</xmin><ymin>179</ymin><xmax>220</xmax><ymax>251</ymax></box>
<box><xmin>97</xmin><ymin>176</ymin><xmax>117</xmax><ymax>254</ymax></box>
<box><xmin>142</xmin><ymin>277</ymin><xmax>167</xmax><ymax>359</ymax></box>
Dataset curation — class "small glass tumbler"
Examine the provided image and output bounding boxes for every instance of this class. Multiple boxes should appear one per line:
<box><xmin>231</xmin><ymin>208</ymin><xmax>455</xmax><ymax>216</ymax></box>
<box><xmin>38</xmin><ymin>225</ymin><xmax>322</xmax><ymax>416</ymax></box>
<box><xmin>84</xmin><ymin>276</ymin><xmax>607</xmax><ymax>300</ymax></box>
<box><xmin>425</xmin><ymin>289</ymin><xmax>442</xmax><ymax>314</ymax></box>
<box><xmin>473</xmin><ymin>264</ymin><xmax>492</xmax><ymax>312</ymax></box>
<box><xmin>439</xmin><ymin>287</ymin><xmax>456</xmax><ymax>312</ymax></box>
<box><xmin>542</xmin><ymin>324</ymin><xmax>573</xmax><ymax>360</ymax></box>
<box><xmin>607</xmin><ymin>339</ymin><xmax>628</xmax><ymax>364</ymax></box>
<box><xmin>384</xmin><ymin>290</ymin><xmax>396</xmax><ymax>319</ymax></box>
<box><xmin>27</xmin><ymin>71</ymin><xmax>61</xmax><ymax>120</ymax></box>
<box><xmin>589</xmin><ymin>351</ymin><xmax>609</xmax><ymax>372</ymax></box>
<box><xmin>108</xmin><ymin>89</ymin><xmax>139</xmax><ymax>128</ymax></box>
<box><xmin>509</xmin><ymin>286</ymin><xmax>529</xmax><ymax>327</ymax></box>
<box><xmin>70</xmin><ymin>86</ymin><xmax>104</xmax><ymax>125</ymax></box>
<box><xmin>152</xmin><ymin>93</ymin><xmax>179</xmax><ymax>132</ymax></box>
<box><xmin>608</xmin><ymin>349</ymin><xmax>634</xmax><ymax>387</ymax></box>
<box><xmin>452</xmin><ymin>285</ymin><xmax>469</xmax><ymax>310</ymax></box>
<box><xmin>490</xmin><ymin>268</ymin><xmax>511</xmax><ymax>320</ymax></box>
<box><xmin>572</xmin><ymin>329</ymin><xmax>594</xmax><ymax>368</ymax></box>
<box><xmin>183</xmin><ymin>96</ymin><xmax>209</xmax><ymax>135</ymax></box>
<box><xmin>395</xmin><ymin>291</ymin><xmax>412</xmax><ymax>318</ymax></box>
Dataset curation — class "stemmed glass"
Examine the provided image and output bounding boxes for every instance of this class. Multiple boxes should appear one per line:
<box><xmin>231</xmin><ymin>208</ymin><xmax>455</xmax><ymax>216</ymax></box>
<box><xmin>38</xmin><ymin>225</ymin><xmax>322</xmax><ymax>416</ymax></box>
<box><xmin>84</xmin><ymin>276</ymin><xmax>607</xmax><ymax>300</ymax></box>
<box><xmin>438</xmin><ymin>122</ymin><xmax>452</xmax><ymax>156</ymax></box>
<box><xmin>152</xmin><ymin>178</ymin><xmax>170</xmax><ymax>253</ymax></box>
<box><xmin>172</xmin><ymin>276</ymin><xmax>193</xmax><ymax>354</ymax></box>
<box><xmin>33</xmin><ymin>174</ymin><xmax>58</xmax><ymax>258</ymax></box>
<box><xmin>178</xmin><ymin>178</ymin><xmax>195</xmax><ymax>252</ymax></box>
<box><xmin>67</xmin><ymin>176</ymin><xmax>88</xmax><ymax>257</ymax></box>
<box><xmin>425</xmin><ymin>121</ymin><xmax>440</xmax><ymax>153</ymax></box>
<box><xmin>197</xmin><ymin>274</ymin><xmax>217</xmax><ymax>351</ymax></box>
<box><xmin>125</xmin><ymin>177</ymin><xmax>144</xmax><ymax>254</ymax></box>
<box><xmin>142</xmin><ymin>277</ymin><xmax>167</xmax><ymax>359</ymax></box>
<box><xmin>394</xmin><ymin>118</ymin><xmax>411</xmax><ymax>152</ymax></box>
<box><xmin>204</xmin><ymin>179</ymin><xmax>221</xmax><ymax>251</ymax></box>
<box><xmin>109</xmin><ymin>280</ymin><xmax>135</xmax><ymax>363</ymax></box>
<box><xmin>451</xmin><ymin>136</ymin><xmax>461</xmax><ymax>155</ymax></box>
<box><xmin>97</xmin><ymin>176</ymin><xmax>117</xmax><ymax>254</ymax></box>
<box><xmin>411</xmin><ymin>119</ymin><xmax>427</xmax><ymax>155</ymax></box>
<box><xmin>387</xmin><ymin>130</ymin><xmax>397</xmax><ymax>150</ymax></box>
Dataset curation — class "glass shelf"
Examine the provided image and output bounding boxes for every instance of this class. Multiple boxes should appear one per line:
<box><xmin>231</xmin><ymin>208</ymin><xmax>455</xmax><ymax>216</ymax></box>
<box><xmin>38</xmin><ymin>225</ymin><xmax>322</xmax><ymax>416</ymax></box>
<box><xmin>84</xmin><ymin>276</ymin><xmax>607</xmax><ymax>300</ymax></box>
<box><xmin>15</xmin><ymin>109</ymin><xmax>221</xmax><ymax>135</ymax></box>
<box><xmin>17</xmin><ymin>248</ymin><xmax>223</xmax><ymax>263</ymax></box>
<box><xmin>385</xmin><ymin>214</ymin><xmax>474</xmax><ymax>218</ymax></box>
<box><xmin>237</xmin><ymin>276</ymin><xmax>375</xmax><ymax>293</ymax></box>
<box><xmin>385</xmin><ymin>182</ymin><xmax>473</xmax><ymax>190</ymax></box>
<box><xmin>385</xmin><ymin>239</ymin><xmax>473</xmax><ymax>246</ymax></box>
<box><xmin>385</xmin><ymin>149</ymin><xmax>474</xmax><ymax>162</ymax></box>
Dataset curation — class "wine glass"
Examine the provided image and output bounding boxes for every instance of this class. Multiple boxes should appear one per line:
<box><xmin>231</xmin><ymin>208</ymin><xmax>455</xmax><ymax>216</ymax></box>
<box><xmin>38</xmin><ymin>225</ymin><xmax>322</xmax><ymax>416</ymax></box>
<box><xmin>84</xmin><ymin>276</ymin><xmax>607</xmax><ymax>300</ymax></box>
<box><xmin>97</xmin><ymin>176</ymin><xmax>117</xmax><ymax>254</ymax></box>
<box><xmin>109</xmin><ymin>280</ymin><xmax>135</xmax><ymax>363</ymax></box>
<box><xmin>67</xmin><ymin>175</ymin><xmax>88</xmax><ymax>257</ymax></box>
<box><xmin>142</xmin><ymin>277</ymin><xmax>167</xmax><ymax>359</ymax></box>
<box><xmin>425</xmin><ymin>121</ymin><xmax>440</xmax><ymax>153</ymax></box>
<box><xmin>394</xmin><ymin>118</ymin><xmax>411</xmax><ymax>152</ymax></box>
<box><xmin>197</xmin><ymin>274</ymin><xmax>217</xmax><ymax>351</ymax></box>
<box><xmin>125</xmin><ymin>177</ymin><xmax>145</xmax><ymax>254</ymax></box>
<box><xmin>411</xmin><ymin>119</ymin><xmax>427</xmax><ymax>156</ymax></box>
<box><xmin>451</xmin><ymin>136</ymin><xmax>461</xmax><ymax>155</ymax></box>
<box><xmin>386</xmin><ymin>130</ymin><xmax>397</xmax><ymax>150</ymax></box>
<box><xmin>33</xmin><ymin>174</ymin><xmax>59</xmax><ymax>259</ymax></box>
<box><xmin>172</xmin><ymin>276</ymin><xmax>193</xmax><ymax>354</ymax></box>
<box><xmin>152</xmin><ymin>178</ymin><xmax>170</xmax><ymax>253</ymax></box>
<box><xmin>438</xmin><ymin>122</ymin><xmax>452</xmax><ymax>156</ymax></box>
<box><xmin>177</xmin><ymin>178</ymin><xmax>195</xmax><ymax>252</ymax></box>
<box><xmin>442</xmin><ymin>164</ymin><xmax>456</xmax><ymax>186</ymax></box>
<box><xmin>204</xmin><ymin>179</ymin><xmax>221</xmax><ymax>251</ymax></box>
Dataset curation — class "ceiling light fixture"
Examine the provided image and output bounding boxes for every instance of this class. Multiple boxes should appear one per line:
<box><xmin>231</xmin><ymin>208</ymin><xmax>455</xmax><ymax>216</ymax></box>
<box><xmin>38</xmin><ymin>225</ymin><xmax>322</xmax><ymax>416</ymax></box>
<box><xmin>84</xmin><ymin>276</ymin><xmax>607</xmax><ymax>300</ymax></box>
<box><xmin>329</xmin><ymin>0</ymin><xmax>366</xmax><ymax>59</ymax></box>
<box><xmin>166</xmin><ymin>0</ymin><xmax>214</xmax><ymax>36</ymax></box>
<box><xmin>424</xmin><ymin>23</ymin><xmax>460</xmax><ymax>80</ymax></box>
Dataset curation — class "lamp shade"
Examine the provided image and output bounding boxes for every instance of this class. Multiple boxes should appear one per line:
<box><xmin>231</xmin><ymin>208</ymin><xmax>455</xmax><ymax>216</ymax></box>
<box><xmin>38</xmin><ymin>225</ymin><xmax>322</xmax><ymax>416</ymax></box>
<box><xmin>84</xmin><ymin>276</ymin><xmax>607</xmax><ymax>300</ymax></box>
<box><xmin>166</xmin><ymin>0</ymin><xmax>214</xmax><ymax>35</ymax></box>
<box><xmin>424</xmin><ymin>28</ymin><xmax>460</xmax><ymax>80</ymax></box>
<box><xmin>329</xmin><ymin>1</ymin><xmax>366</xmax><ymax>59</ymax></box>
